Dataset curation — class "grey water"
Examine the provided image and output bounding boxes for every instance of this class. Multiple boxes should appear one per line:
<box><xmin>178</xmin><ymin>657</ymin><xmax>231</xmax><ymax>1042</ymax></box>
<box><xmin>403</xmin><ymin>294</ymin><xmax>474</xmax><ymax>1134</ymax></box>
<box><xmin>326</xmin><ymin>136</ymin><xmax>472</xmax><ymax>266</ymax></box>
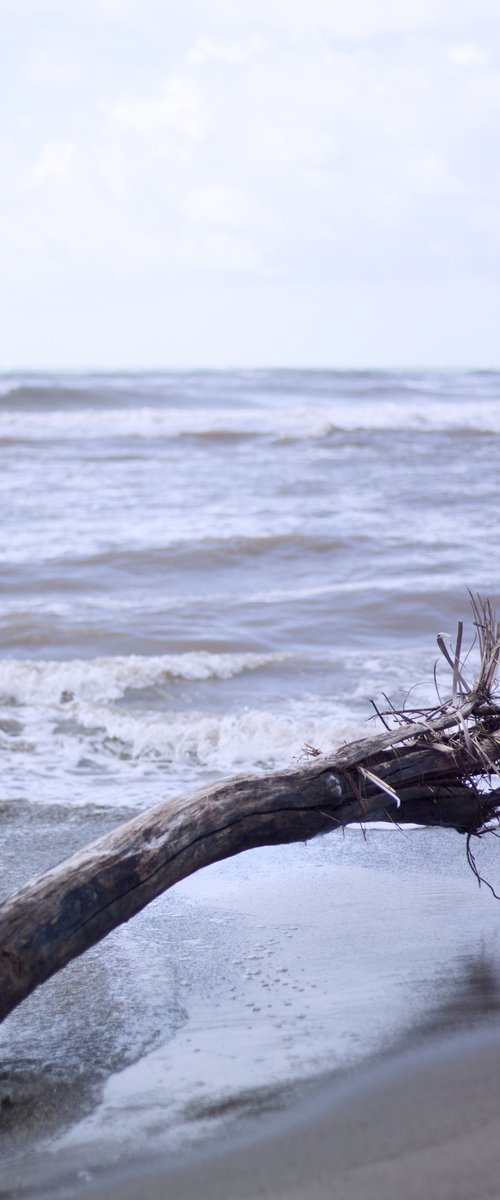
<box><xmin>1</xmin><ymin>369</ymin><xmax>500</xmax><ymax>1189</ymax></box>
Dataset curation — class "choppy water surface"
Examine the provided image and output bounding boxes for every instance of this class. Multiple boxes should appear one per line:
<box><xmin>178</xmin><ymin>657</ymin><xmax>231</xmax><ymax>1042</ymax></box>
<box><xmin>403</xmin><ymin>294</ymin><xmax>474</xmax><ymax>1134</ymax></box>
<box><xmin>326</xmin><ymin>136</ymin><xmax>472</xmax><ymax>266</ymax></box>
<box><xmin>1</xmin><ymin>368</ymin><xmax>499</xmax><ymax>808</ymax></box>
<box><xmin>1</xmin><ymin>369</ymin><xmax>500</xmax><ymax>1187</ymax></box>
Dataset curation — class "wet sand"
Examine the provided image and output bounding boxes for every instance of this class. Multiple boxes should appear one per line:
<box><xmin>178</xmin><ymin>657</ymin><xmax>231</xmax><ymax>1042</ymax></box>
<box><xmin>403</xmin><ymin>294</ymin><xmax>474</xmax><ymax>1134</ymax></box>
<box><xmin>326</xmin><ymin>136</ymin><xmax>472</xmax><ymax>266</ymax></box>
<box><xmin>28</xmin><ymin>1022</ymin><xmax>500</xmax><ymax>1200</ymax></box>
<box><xmin>3</xmin><ymin>827</ymin><xmax>500</xmax><ymax>1198</ymax></box>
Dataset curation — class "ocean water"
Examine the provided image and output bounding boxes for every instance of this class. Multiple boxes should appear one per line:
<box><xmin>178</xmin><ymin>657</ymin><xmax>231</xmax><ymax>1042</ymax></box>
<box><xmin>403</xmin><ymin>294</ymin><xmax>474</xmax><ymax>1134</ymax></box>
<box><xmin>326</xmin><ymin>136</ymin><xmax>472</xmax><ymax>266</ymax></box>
<box><xmin>1</xmin><ymin>367</ymin><xmax>499</xmax><ymax>810</ymax></box>
<box><xmin>1</xmin><ymin>369</ymin><xmax>500</xmax><ymax>1186</ymax></box>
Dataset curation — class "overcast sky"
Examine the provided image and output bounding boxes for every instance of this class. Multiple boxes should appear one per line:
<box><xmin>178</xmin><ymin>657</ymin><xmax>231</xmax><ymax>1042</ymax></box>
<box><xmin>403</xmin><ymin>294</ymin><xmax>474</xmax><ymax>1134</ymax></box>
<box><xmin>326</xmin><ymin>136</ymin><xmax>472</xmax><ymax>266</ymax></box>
<box><xmin>2</xmin><ymin>0</ymin><xmax>500</xmax><ymax>368</ymax></box>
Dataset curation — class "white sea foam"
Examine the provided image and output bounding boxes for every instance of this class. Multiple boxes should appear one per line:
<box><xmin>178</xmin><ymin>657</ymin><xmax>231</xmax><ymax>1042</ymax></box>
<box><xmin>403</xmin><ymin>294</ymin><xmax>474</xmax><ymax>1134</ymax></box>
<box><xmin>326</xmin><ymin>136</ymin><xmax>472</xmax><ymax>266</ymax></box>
<box><xmin>0</xmin><ymin>696</ymin><xmax>361</xmax><ymax>810</ymax></box>
<box><xmin>1</xmin><ymin>398</ymin><xmax>500</xmax><ymax>442</ymax></box>
<box><xmin>67</xmin><ymin>702</ymin><xmax>353</xmax><ymax>771</ymax></box>
<box><xmin>0</xmin><ymin>651</ymin><xmax>290</xmax><ymax>707</ymax></box>
<box><xmin>0</xmin><ymin>646</ymin><xmax>447</xmax><ymax>797</ymax></box>
<box><xmin>0</xmin><ymin>651</ymin><xmax>367</xmax><ymax>806</ymax></box>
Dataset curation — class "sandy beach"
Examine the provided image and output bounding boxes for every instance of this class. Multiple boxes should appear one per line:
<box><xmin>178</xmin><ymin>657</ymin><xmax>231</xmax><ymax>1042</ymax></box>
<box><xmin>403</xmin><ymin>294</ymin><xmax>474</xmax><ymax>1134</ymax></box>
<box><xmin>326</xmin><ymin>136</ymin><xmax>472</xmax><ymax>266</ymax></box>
<box><xmin>3</xmin><ymin>825</ymin><xmax>500</xmax><ymax>1200</ymax></box>
<box><xmin>7</xmin><ymin>1020</ymin><xmax>500</xmax><ymax>1200</ymax></box>
<box><xmin>74</xmin><ymin>1021</ymin><xmax>500</xmax><ymax>1200</ymax></box>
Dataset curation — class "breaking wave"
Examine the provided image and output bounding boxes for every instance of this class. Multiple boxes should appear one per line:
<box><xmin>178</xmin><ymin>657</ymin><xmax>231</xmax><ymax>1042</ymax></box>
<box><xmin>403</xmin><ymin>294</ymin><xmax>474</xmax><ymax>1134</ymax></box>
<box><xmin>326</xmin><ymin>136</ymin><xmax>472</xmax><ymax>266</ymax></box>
<box><xmin>0</xmin><ymin>651</ymin><xmax>361</xmax><ymax>807</ymax></box>
<box><xmin>0</xmin><ymin>651</ymin><xmax>290</xmax><ymax>707</ymax></box>
<box><xmin>62</xmin><ymin>704</ymin><xmax>351</xmax><ymax>773</ymax></box>
<box><xmin>1</xmin><ymin>399</ymin><xmax>500</xmax><ymax>442</ymax></box>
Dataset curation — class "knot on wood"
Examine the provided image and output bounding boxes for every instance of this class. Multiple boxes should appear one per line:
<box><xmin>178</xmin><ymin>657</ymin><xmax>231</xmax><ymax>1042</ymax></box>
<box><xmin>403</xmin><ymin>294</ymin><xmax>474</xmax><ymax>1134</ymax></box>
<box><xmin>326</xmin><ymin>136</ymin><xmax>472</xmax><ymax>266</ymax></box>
<box><xmin>322</xmin><ymin>771</ymin><xmax>343</xmax><ymax>799</ymax></box>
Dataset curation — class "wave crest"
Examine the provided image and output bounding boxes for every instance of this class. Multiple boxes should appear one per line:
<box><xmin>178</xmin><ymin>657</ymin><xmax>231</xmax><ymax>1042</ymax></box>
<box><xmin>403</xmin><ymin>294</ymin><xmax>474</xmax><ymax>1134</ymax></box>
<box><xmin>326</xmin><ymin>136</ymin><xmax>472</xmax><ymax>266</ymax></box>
<box><xmin>1</xmin><ymin>400</ymin><xmax>500</xmax><ymax>442</ymax></box>
<box><xmin>0</xmin><ymin>651</ymin><xmax>290</xmax><ymax>707</ymax></box>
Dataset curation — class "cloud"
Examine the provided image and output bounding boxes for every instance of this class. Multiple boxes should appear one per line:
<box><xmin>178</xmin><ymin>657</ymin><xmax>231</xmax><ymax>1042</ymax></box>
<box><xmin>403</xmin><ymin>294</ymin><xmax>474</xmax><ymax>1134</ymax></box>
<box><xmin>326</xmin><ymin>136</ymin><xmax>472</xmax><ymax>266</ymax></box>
<box><xmin>27</xmin><ymin>50</ymin><xmax>88</xmax><ymax>90</ymax></box>
<box><xmin>30</xmin><ymin>141</ymin><xmax>76</xmax><ymax>184</ymax></box>
<box><xmin>405</xmin><ymin>151</ymin><xmax>462</xmax><ymax>196</ymax></box>
<box><xmin>187</xmin><ymin>35</ymin><xmax>269</xmax><ymax>68</ymax></box>
<box><xmin>188</xmin><ymin>0</ymin><xmax>500</xmax><ymax>39</ymax></box>
<box><xmin>1</xmin><ymin>0</ymin><xmax>500</xmax><ymax>365</ymax></box>
<box><xmin>448</xmin><ymin>42</ymin><xmax>489</xmax><ymax>67</ymax></box>
<box><xmin>111</xmin><ymin>75</ymin><xmax>206</xmax><ymax>141</ymax></box>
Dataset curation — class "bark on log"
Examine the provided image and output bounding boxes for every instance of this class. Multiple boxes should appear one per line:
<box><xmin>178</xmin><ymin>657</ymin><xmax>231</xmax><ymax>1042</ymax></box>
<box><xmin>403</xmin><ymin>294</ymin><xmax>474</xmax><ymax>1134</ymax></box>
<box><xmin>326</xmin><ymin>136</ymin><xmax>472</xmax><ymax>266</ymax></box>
<box><xmin>0</xmin><ymin>728</ymin><xmax>498</xmax><ymax>1025</ymax></box>
<box><xmin>1</xmin><ymin>597</ymin><xmax>499</xmax><ymax>1025</ymax></box>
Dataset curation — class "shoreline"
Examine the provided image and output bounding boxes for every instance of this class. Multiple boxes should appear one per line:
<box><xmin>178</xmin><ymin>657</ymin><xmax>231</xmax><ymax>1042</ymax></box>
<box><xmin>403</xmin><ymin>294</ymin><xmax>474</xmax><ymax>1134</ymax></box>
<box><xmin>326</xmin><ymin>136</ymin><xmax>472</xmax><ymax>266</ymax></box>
<box><xmin>13</xmin><ymin>1020</ymin><xmax>500</xmax><ymax>1200</ymax></box>
<box><xmin>3</xmin><ymin>830</ymin><xmax>500</xmax><ymax>1197</ymax></box>
<box><xmin>2</xmin><ymin>835</ymin><xmax>498</xmax><ymax>1200</ymax></box>
<box><xmin>74</xmin><ymin>1021</ymin><xmax>500</xmax><ymax>1200</ymax></box>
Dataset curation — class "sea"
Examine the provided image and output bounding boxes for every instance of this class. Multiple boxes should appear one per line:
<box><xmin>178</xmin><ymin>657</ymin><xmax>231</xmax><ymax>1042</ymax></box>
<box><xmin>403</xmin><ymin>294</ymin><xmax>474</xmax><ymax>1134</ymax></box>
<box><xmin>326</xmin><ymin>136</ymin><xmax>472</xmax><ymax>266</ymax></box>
<box><xmin>1</xmin><ymin>369</ymin><xmax>500</xmax><ymax>1192</ymax></box>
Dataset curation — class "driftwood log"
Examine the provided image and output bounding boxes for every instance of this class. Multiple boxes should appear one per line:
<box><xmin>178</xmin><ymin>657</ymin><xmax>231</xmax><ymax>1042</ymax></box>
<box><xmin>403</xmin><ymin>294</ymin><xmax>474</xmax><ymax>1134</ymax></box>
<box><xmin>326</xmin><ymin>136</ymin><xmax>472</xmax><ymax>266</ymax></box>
<box><xmin>1</xmin><ymin>596</ymin><xmax>499</xmax><ymax>1025</ymax></box>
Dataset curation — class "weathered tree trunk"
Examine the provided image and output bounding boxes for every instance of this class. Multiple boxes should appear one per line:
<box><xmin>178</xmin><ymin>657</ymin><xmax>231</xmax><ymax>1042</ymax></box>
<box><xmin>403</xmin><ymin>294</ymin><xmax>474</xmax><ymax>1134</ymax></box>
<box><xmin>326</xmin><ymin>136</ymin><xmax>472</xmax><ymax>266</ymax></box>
<box><xmin>0</xmin><ymin>723</ymin><xmax>498</xmax><ymax>1025</ymax></box>
<box><xmin>1</xmin><ymin>597</ymin><xmax>499</xmax><ymax>1025</ymax></box>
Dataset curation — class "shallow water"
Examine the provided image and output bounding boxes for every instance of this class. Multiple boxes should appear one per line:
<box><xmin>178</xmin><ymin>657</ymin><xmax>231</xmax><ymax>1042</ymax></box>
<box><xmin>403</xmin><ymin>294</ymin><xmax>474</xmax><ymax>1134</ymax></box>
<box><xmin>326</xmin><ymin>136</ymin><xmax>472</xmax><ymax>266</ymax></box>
<box><xmin>3</xmin><ymin>824</ymin><xmax>500</xmax><ymax>1197</ymax></box>
<box><xmin>1</xmin><ymin>369</ymin><xmax>500</xmax><ymax>1188</ymax></box>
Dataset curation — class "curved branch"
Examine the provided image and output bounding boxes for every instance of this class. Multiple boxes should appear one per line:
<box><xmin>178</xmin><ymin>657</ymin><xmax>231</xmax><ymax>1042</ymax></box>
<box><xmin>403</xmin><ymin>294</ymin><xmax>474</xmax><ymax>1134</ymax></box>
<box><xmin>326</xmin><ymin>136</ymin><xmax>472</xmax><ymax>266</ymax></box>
<box><xmin>1</xmin><ymin>595</ymin><xmax>500</xmax><ymax>1025</ymax></box>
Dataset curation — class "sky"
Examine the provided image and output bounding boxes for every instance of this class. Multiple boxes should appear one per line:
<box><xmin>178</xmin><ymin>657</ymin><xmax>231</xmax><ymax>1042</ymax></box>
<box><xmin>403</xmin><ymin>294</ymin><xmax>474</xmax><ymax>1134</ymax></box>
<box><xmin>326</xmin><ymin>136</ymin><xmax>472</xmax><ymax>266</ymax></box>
<box><xmin>1</xmin><ymin>0</ymin><xmax>500</xmax><ymax>368</ymax></box>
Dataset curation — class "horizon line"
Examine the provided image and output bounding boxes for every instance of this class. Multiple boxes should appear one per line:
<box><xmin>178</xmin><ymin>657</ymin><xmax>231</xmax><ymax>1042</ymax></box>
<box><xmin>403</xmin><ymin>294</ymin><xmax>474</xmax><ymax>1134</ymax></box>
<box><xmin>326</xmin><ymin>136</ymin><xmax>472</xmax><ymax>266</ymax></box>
<box><xmin>1</xmin><ymin>363</ymin><xmax>499</xmax><ymax>374</ymax></box>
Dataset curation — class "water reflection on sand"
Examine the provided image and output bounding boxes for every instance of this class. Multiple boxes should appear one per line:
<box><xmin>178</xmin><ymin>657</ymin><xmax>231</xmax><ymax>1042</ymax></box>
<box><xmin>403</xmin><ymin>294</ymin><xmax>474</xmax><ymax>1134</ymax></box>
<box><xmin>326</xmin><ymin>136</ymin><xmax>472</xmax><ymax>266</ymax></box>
<box><xmin>2</xmin><ymin>819</ymin><xmax>500</xmax><ymax>1196</ymax></box>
